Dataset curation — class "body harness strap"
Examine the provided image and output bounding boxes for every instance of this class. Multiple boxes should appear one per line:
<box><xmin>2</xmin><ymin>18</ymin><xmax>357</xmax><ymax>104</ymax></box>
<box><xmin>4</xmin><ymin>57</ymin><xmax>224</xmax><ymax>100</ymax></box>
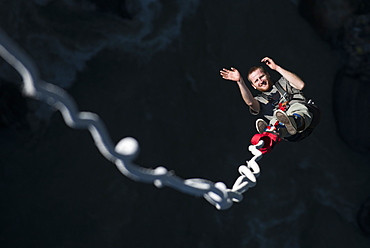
<box><xmin>260</xmin><ymin>81</ymin><xmax>304</xmax><ymax>112</ymax></box>
<box><xmin>275</xmin><ymin>82</ymin><xmax>290</xmax><ymax>111</ymax></box>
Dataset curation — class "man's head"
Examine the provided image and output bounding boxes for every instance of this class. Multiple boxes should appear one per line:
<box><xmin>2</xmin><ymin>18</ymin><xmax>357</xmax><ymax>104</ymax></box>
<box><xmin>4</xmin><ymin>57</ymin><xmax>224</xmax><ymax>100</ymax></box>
<box><xmin>247</xmin><ymin>66</ymin><xmax>273</xmax><ymax>92</ymax></box>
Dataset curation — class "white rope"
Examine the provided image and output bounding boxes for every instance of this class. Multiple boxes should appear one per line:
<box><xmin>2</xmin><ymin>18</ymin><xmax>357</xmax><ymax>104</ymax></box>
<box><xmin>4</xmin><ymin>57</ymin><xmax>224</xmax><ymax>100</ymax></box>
<box><xmin>0</xmin><ymin>28</ymin><xmax>265</xmax><ymax>210</ymax></box>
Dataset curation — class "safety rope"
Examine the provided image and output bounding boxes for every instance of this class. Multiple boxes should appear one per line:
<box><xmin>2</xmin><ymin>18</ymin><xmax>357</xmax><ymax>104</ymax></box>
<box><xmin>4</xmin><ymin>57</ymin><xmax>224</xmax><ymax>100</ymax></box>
<box><xmin>0</xmin><ymin>28</ymin><xmax>265</xmax><ymax>210</ymax></box>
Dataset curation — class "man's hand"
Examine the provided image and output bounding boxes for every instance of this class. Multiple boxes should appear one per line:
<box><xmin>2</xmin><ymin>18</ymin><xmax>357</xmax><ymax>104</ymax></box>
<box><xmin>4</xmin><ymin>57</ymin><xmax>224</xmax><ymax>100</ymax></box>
<box><xmin>261</xmin><ymin>57</ymin><xmax>278</xmax><ymax>70</ymax></box>
<box><xmin>220</xmin><ymin>66</ymin><xmax>260</xmax><ymax>112</ymax></box>
<box><xmin>262</xmin><ymin>56</ymin><xmax>305</xmax><ymax>90</ymax></box>
<box><xmin>220</xmin><ymin>67</ymin><xmax>241</xmax><ymax>82</ymax></box>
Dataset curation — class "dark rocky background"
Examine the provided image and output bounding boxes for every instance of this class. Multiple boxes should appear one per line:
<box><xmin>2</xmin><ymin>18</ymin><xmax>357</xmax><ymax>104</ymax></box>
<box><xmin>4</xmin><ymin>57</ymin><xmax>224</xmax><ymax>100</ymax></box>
<box><xmin>0</xmin><ymin>0</ymin><xmax>370</xmax><ymax>247</ymax></box>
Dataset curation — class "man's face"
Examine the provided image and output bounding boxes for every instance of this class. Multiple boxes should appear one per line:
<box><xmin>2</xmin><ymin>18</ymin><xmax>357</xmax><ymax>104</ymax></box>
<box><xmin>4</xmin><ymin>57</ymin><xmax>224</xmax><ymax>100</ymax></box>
<box><xmin>248</xmin><ymin>68</ymin><xmax>273</xmax><ymax>92</ymax></box>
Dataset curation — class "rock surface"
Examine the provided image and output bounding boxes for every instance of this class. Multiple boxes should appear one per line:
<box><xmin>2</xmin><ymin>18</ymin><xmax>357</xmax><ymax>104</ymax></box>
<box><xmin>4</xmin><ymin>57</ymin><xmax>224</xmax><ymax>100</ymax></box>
<box><xmin>299</xmin><ymin>0</ymin><xmax>370</xmax><ymax>153</ymax></box>
<box><xmin>0</xmin><ymin>0</ymin><xmax>370</xmax><ymax>248</ymax></box>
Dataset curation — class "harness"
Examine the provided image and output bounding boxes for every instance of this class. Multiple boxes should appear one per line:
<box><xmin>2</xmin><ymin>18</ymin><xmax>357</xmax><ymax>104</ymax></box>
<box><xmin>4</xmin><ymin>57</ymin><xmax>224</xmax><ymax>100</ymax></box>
<box><xmin>259</xmin><ymin>81</ymin><xmax>298</xmax><ymax>111</ymax></box>
<box><xmin>258</xmin><ymin>81</ymin><xmax>321</xmax><ymax>142</ymax></box>
<box><xmin>275</xmin><ymin>81</ymin><xmax>291</xmax><ymax>103</ymax></box>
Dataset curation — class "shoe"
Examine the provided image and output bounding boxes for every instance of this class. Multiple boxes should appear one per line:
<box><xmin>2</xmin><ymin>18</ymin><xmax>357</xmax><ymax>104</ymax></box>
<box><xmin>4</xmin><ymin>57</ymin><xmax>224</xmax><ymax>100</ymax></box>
<box><xmin>255</xmin><ymin>119</ymin><xmax>268</xmax><ymax>134</ymax></box>
<box><xmin>275</xmin><ymin>110</ymin><xmax>297</xmax><ymax>135</ymax></box>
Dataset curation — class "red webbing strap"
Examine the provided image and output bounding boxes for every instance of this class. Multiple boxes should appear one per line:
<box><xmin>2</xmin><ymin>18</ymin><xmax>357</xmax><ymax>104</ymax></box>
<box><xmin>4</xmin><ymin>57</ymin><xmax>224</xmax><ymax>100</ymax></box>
<box><xmin>278</xmin><ymin>101</ymin><xmax>289</xmax><ymax>111</ymax></box>
<box><xmin>250</xmin><ymin>131</ymin><xmax>281</xmax><ymax>154</ymax></box>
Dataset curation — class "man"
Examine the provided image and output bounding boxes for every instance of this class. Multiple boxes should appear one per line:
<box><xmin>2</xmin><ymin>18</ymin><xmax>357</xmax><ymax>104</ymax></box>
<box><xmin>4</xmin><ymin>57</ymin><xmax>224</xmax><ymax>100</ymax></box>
<box><xmin>220</xmin><ymin>57</ymin><xmax>313</xmax><ymax>140</ymax></box>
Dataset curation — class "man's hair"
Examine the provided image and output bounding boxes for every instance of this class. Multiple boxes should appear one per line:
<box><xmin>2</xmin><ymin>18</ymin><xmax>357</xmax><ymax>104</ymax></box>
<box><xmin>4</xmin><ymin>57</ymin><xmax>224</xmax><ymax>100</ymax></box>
<box><xmin>247</xmin><ymin>66</ymin><xmax>266</xmax><ymax>83</ymax></box>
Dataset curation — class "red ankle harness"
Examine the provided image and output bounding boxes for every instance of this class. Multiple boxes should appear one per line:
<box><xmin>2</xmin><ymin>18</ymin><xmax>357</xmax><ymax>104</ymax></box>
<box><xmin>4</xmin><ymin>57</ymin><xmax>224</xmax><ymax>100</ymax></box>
<box><xmin>250</xmin><ymin>122</ymin><xmax>282</xmax><ymax>154</ymax></box>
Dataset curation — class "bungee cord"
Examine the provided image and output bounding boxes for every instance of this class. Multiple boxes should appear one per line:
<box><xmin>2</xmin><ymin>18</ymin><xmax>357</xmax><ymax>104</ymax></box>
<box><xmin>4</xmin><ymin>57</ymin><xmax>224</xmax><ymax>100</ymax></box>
<box><xmin>0</xmin><ymin>28</ymin><xmax>265</xmax><ymax>210</ymax></box>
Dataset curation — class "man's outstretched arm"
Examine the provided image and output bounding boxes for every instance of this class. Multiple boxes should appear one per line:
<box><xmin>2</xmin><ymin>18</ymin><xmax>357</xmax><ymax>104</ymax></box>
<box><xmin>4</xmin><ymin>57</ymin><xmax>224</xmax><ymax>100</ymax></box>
<box><xmin>261</xmin><ymin>57</ymin><xmax>305</xmax><ymax>90</ymax></box>
<box><xmin>220</xmin><ymin>67</ymin><xmax>260</xmax><ymax>113</ymax></box>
